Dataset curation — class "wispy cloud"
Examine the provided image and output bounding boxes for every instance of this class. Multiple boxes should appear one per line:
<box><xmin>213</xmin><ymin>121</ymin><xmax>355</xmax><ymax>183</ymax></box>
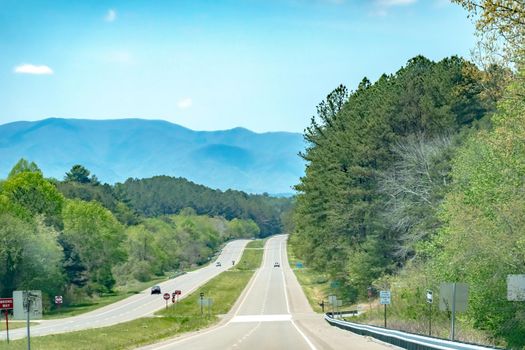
<box><xmin>177</xmin><ymin>98</ymin><xmax>193</xmax><ymax>109</ymax></box>
<box><xmin>105</xmin><ymin>9</ymin><xmax>117</xmax><ymax>22</ymax></box>
<box><xmin>14</xmin><ymin>64</ymin><xmax>53</xmax><ymax>75</ymax></box>
<box><xmin>373</xmin><ymin>0</ymin><xmax>417</xmax><ymax>16</ymax></box>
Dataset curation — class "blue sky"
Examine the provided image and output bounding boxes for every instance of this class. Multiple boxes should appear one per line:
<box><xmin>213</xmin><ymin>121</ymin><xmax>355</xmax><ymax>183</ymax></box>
<box><xmin>0</xmin><ymin>0</ymin><xmax>476</xmax><ymax>132</ymax></box>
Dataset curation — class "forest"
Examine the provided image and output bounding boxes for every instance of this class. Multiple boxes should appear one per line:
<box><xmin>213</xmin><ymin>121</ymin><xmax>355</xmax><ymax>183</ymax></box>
<box><xmin>290</xmin><ymin>1</ymin><xmax>525</xmax><ymax>347</ymax></box>
<box><xmin>0</xmin><ymin>161</ymin><xmax>288</xmax><ymax>309</ymax></box>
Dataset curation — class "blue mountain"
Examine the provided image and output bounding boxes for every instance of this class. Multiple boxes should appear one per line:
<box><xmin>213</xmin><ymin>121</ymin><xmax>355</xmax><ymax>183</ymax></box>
<box><xmin>0</xmin><ymin>118</ymin><xmax>304</xmax><ymax>194</ymax></box>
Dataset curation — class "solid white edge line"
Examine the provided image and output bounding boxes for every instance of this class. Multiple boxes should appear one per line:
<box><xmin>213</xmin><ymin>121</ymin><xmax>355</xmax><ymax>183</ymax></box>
<box><xmin>280</xmin><ymin>237</ymin><xmax>317</xmax><ymax>350</ymax></box>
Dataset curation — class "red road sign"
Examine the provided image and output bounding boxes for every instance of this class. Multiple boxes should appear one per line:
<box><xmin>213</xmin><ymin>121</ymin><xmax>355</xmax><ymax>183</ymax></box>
<box><xmin>0</xmin><ymin>298</ymin><xmax>13</xmax><ymax>310</ymax></box>
<box><xmin>55</xmin><ymin>295</ymin><xmax>63</xmax><ymax>304</ymax></box>
<box><xmin>175</xmin><ymin>290</ymin><xmax>182</xmax><ymax>295</ymax></box>
<box><xmin>163</xmin><ymin>293</ymin><xmax>170</xmax><ymax>300</ymax></box>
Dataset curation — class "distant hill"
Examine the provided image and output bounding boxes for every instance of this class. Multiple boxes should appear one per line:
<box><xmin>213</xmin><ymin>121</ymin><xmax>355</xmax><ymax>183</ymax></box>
<box><xmin>0</xmin><ymin>118</ymin><xmax>304</xmax><ymax>194</ymax></box>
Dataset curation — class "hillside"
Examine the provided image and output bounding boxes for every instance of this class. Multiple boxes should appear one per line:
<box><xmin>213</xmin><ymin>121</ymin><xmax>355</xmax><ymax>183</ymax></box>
<box><xmin>0</xmin><ymin>118</ymin><xmax>304</xmax><ymax>194</ymax></box>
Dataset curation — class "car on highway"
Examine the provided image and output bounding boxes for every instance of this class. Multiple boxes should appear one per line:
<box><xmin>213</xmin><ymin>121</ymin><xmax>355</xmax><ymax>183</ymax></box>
<box><xmin>216</xmin><ymin>261</ymin><xmax>222</xmax><ymax>267</ymax></box>
<box><xmin>274</xmin><ymin>262</ymin><xmax>280</xmax><ymax>267</ymax></box>
<box><xmin>151</xmin><ymin>285</ymin><xmax>161</xmax><ymax>294</ymax></box>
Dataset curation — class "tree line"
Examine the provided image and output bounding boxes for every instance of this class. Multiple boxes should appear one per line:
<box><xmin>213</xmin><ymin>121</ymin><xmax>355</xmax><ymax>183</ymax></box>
<box><xmin>290</xmin><ymin>9</ymin><xmax>525</xmax><ymax>345</ymax></box>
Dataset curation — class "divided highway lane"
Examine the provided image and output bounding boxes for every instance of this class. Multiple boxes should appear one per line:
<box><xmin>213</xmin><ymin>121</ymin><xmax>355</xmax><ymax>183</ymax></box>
<box><xmin>0</xmin><ymin>239</ymin><xmax>250</xmax><ymax>341</ymax></box>
<box><xmin>142</xmin><ymin>235</ymin><xmax>394</xmax><ymax>350</ymax></box>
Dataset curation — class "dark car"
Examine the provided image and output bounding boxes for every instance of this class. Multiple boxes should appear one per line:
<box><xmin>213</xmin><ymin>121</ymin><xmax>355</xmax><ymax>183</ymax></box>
<box><xmin>216</xmin><ymin>261</ymin><xmax>222</xmax><ymax>267</ymax></box>
<box><xmin>151</xmin><ymin>285</ymin><xmax>161</xmax><ymax>294</ymax></box>
<box><xmin>274</xmin><ymin>262</ymin><xmax>280</xmax><ymax>267</ymax></box>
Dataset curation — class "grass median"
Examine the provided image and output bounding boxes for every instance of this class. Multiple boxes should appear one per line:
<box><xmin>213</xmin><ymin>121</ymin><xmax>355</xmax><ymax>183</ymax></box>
<box><xmin>0</xmin><ymin>240</ymin><xmax>265</xmax><ymax>350</ymax></box>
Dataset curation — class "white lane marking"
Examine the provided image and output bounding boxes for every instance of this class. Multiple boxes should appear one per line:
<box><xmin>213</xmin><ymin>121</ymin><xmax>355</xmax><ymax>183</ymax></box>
<box><xmin>231</xmin><ymin>314</ymin><xmax>292</xmax><ymax>323</ymax></box>
<box><xmin>228</xmin><ymin>322</ymin><xmax>261</xmax><ymax>350</ymax></box>
<box><xmin>280</xmin><ymin>238</ymin><xmax>317</xmax><ymax>350</ymax></box>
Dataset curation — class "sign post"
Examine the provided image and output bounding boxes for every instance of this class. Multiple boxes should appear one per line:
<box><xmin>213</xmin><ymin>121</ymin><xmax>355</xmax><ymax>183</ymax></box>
<box><xmin>199</xmin><ymin>292</ymin><xmax>204</xmax><ymax>317</ymax></box>
<box><xmin>54</xmin><ymin>295</ymin><xmax>63</xmax><ymax>311</ymax></box>
<box><xmin>328</xmin><ymin>295</ymin><xmax>337</xmax><ymax>317</ymax></box>
<box><xmin>426</xmin><ymin>290</ymin><xmax>433</xmax><ymax>336</ymax></box>
<box><xmin>163</xmin><ymin>293</ymin><xmax>170</xmax><ymax>310</ymax></box>
<box><xmin>0</xmin><ymin>298</ymin><xmax>13</xmax><ymax>344</ymax></box>
<box><xmin>379</xmin><ymin>291</ymin><xmax>391</xmax><ymax>328</ymax></box>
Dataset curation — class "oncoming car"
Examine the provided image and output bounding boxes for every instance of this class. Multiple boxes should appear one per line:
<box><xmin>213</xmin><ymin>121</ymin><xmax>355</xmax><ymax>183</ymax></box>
<box><xmin>216</xmin><ymin>261</ymin><xmax>222</xmax><ymax>267</ymax></box>
<box><xmin>151</xmin><ymin>285</ymin><xmax>161</xmax><ymax>294</ymax></box>
<box><xmin>274</xmin><ymin>262</ymin><xmax>280</xmax><ymax>267</ymax></box>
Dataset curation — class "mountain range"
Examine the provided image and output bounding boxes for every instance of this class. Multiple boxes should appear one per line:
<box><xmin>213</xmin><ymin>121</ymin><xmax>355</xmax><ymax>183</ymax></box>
<box><xmin>0</xmin><ymin>118</ymin><xmax>305</xmax><ymax>194</ymax></box>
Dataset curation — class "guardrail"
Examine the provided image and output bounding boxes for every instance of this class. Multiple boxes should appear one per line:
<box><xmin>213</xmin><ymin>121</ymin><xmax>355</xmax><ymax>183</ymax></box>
<box><xmin>324</xmin><ymin>314</ymin><xmax>503</xmax><ymax>350</ymax></box>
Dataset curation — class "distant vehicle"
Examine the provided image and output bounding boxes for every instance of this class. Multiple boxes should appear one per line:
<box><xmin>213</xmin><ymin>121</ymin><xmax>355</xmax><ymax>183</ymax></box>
<box><xmin>274</xmin><ymin>262</ymin><xmax>280</xmax><ymax>267</ymax></box>
<box><xmin>151</xmin><ymin>285</ymin><xmax>161</xmax><ymax>294</ymax></box>
<box><xmin>216</xmin><ymin>261</ymin><xmax>222</xmax><ymax>267</ymax></box>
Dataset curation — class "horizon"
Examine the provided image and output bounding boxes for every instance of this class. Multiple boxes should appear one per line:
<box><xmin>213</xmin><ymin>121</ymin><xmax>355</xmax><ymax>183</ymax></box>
<box><xmin>0</xmin><ymin>116</ymin><xmax>304</xmax><ymax>134</ymax></box>
<box><xmin>1</xmin><ymin>0</ymin><xmax>476</xmax><ymax>133</ymax></box>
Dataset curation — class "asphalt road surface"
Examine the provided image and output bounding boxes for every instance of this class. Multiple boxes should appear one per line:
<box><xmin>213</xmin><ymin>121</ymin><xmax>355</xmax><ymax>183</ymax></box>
<box><xmin>140</xmin><ymin>235</ymin><xmax>395</xmax><ymax>350</ymax></box>
<box><xmin>0</xmin><ymin>239</ymin><xmax>250</xmax><ymax>341</ymax></box>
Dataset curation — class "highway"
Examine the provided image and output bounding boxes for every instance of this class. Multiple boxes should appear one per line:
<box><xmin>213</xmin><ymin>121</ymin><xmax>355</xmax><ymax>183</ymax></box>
<box><xmin>140</xmin><ymin>235</ymin><xmax>393</xmax><ymax>350</ymax></box>
<box><xmin>0</xmin><ymin>239</ymin><xmax>250</xmax><ymax>341</ymax></box>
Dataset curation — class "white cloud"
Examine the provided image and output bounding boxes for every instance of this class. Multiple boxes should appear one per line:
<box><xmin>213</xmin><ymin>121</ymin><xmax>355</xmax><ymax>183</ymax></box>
<box><xmin>105</xmin><ymin>9</ymin><xmax>117</xmax><ymax>22</ymax></box>
<box><xmin>14</xmin><ymin>64</ymin><xmax>53</xmax><ymax>75</ymax></box>
<box><xmin>177</xmin><ymin>98</ymin><xmax>193</xmax><ymax>109</ymax></box>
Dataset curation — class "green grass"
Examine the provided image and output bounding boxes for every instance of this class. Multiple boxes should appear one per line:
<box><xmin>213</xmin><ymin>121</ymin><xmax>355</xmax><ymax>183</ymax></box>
<box><xmin>0</xmin><ymin>241</ymin><xmax>264</xmax><ymax>350</ymax></box>
<box><xmin>287</xmin><ymin>241</ymin><xmax>330</xmax><ymax>313</ymax></box>
<box><xmin>0</xmin><ymin>322</ymin><xmax>38</xmax><ymax>331</ymax></box>
<box><xmin>245</xmin><ymin>238</ymin><xmax>266</xmax><ymax>249</ymax></box>
<box><xmin>43</xmin><ymin>276</ymin><xmax>169</xmax><ymax>319</ymax></box>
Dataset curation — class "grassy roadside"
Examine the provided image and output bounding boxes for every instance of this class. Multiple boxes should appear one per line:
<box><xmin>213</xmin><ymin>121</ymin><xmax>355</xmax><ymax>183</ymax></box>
<box><xmin>286</xmin><ymin>241</ymin><xmax>497</xmax><ymax>346</ymax></box>
<box><xmin>286</xmin><ymin>241</ymin><xmax>330</xmax><ymax>313</ymax></box>
<box><xmin>43</xmin><ymin>276</ymin><xmax>170</xmax><ymax>319</ymax></box>
<box><xmin>0</xmin><ymin>322</ymin><xmax>38</xmax><ymax>331</ymax></box>
<box><xmin>0</xmin><ymin>241</ymin><xmax>264</xmax><ymax>350</ymax></box>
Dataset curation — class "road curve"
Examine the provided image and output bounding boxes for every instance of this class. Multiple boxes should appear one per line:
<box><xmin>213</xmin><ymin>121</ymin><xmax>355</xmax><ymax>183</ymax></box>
<box><xmin>139</xmin><ymin>235</ymin><xmax>394</xmax><ymax>350</ymax></box>
<box><xmin>0</xmin><ymin>239</ymin><xmax>250</xmax><ymax>341</ymax></box>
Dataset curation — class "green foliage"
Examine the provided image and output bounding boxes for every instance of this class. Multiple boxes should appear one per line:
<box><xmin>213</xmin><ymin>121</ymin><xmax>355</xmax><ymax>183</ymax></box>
<box><xmin>57</xmin><ymin>180</ymin><xmax>140</xmax><ymax>225</ymax></box>
<box><xmin>62</xmin><ymin>200</ymin><xmax>127</xmax><ymax>293</ymax></box>
<box><xmin>1</xmin><ymin>171</ymin><xmax>64</xmax><ymax>228</ymax></box>
<box><xmin>422</xmin><ymin>69</ymin><xmax>525</xmax><ymax>348</ymax></box>
<box><xmin>64</xmin><ymin>164</ymin><xmax>96</xmax><ymax>184</ymax></box>
<box><xmin>115</xmin><ymin>175</ymin><xmax>291</xmax><ymax>236</ymax></box>
<box><xmin>292</xmin><ymin>55</ymin><xmax>489</xmax><ymax>296</ymax></box>
<box><xmin>8</xmin><ymin>158</ymin><xmax>41</xmax><ymax>178</ymax></box>
<box><xmin>0</xmin><ymin>213</ymin><xmax>64</xmax><ymax>304</ymax></box>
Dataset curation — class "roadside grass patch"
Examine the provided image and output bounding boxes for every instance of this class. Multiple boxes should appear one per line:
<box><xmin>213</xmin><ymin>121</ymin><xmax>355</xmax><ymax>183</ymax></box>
<box><xmin>44</xmin><ymin>276</ymin><xmax>169</xmax><ymax>319</ymax></box>
<box><xmin>0</xmin><ymin>322</ymin><xmax>37</xmax><ymax>331</ymax></box>
<box><xmin>287</xmin><ymin>241</ymin><xmax>330</xmax><ymax>313</ymax></box>
<box><xmin>0</xmin><ymin>241</ymin><xmax>264</xmax><ymax>350</ymax></box>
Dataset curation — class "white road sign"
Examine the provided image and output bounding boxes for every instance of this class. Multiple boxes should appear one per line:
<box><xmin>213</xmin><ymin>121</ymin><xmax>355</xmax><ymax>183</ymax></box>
<box><xmin>379</xmin><ymin>291</ymin><xmax>391</xmax><ymax>305</ymax></box>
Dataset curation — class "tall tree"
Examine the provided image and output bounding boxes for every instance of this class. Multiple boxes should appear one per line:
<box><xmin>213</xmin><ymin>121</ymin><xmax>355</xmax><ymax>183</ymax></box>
<box><xmin>65</xmin><ymin>165</ymin><xmax>92</xmax><ymax>184</ymax></box>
